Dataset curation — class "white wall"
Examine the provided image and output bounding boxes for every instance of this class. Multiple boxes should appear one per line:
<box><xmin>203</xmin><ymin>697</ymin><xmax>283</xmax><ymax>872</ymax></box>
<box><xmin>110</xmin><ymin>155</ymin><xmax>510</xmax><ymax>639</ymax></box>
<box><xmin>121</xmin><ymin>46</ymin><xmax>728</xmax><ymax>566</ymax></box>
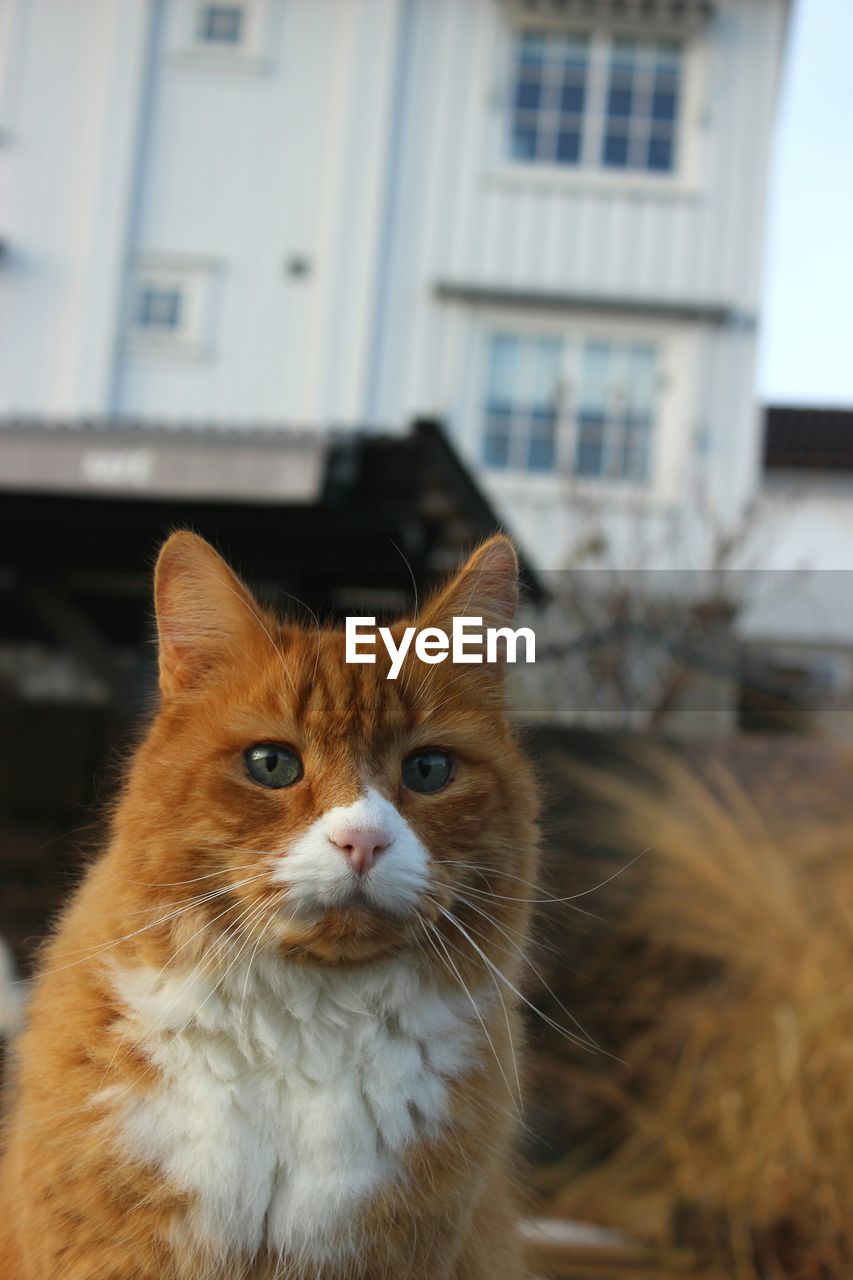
<box><xmin>0</xmin><ymin>0</ymin><xmax>150</xmax><ymax>415</ymax></box>
<box><xmin>0</xmin><ymin>0</ymin><xmax>787</xmax><ymax>576</ymax></box>
<box><xmin>114</xmin><ymin>0</ymin><xmax>403</xmax><ymax>423</ymax></box>
<box><xmin>368</xmin><ymin>0</ymin><xmax>786</xmax><ymax>565</ymax></box>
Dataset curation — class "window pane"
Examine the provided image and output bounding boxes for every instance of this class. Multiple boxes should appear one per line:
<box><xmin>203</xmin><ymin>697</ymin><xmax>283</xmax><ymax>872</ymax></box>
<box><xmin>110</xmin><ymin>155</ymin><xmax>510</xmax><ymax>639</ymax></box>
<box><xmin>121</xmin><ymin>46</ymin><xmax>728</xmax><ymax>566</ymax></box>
<box><xmin>562</xmin><ymin>36</ymin><xmax>589</xmax><ymax>69</ymax></box>
<box><xmin>516</xmin><ymin>337</ymin><xmax>561</xmax><ymax>407</ymax></box>
<box><xmin>483</xmin><ymin>433</ymin><xmax>511</xmax><ymax>469</ymax></box>
<box><xmin>656</xmin><ymin>41</ymin><xmax>681</xmax><ymax>72</ymax></box>
<box><xmin>483</xmin><ymin>335</ymin><xmax>562</xmax><ymax>473</ymax></box>
<box><xmin>556</xmin><ymin>131</ymin><xmax>581</xmax><ymax>163</ymax></box>
<box><xmin>580</xmin><ymin>343</ymin><xmax>611</xmax><ymax>413</ymax></box>
<box><xmin>509</xmin><ymin>30</ymin><xmax>589</xmax><ymax>168</ymax></box>
<box><xmin>512</xmin><ymin>127</ymin><xmax>537</xmax><ymax>161</ymax></box>
<box><xmin>527</xmin><ymin>407</ymin><xmax>557</xmax><ymax>472</ymax></box>
<box><xmin>612</xmin><ymin>39</ymin><xmax>636</xmax><ymax>70</ymax></box>
<box><xmin>528</xmin><ymin>435</ymin><xmax>556</xmax><ymax>472</ymax></box>
<box><xmin>647</xmin><ymin>138</ymin><xmax>673</xmax><ymax>171</ymax></box>
<box><xmin>652</xmin><ymin>90</ymin><xmax>677</xmax><ymax>121</ymax></box>
<box><xmin>198</xmin><ymin>5</ymin><xmax>244</xmax><ymax>44</ymax></box>
<box><xmin>603</xmin><ymin>133</ymin><xmax>629</xmax><ymax>167</ymax></box>
<box><xmin>483</xmin><ymin>408</ymin><xmax>513</xmax><ymax>469</ymax></box>
<box><xmin>576</xmin><ymin>425</ymin><xmax>605</xmax><ymax>476</ymax></box>
<box><xmin>622</xmin><ymin>441</ymin><xmax>650</xmax><ymax>481</ymax></box>
<box><xmin>136</xmin><ymin>286</ymin><xmax>182</xmax><ymax>329</ymax></box>
<box><xmin>626</xmin><ymin>345</ymin><xmax>658</xmax><ymax>414</ymax></box>
<box><xmin>574</xmin><ymin>342</ymin><xmax>657</xmax><ymax>483</ymax></box>
<box><xmin>560</xmin><ymin>82</ymin><xmax>586</xmax><ymax>114</ymax></box>
<box><xmin>519</xmin><ymin>32</ymin><xmax>546</xmax><ymax>65</ymax></box>
<box><xmin>516</xmin><ymin>80</ymin><xmax>542</xmax><ymax>112</ymax></box>
<box><xmin>486</xmin><ymin>335</ymin><xmax>519</xmax><ymax>405</ymax></box>
<box><xmin>608</xmin><ymin>87</ymin><xmax>633</xmax><ymax>118</ymax></box>
<box><xmin>602</xmin><ymin>38</ymin><xmax>681</xmax><ymax>173</ymax></box>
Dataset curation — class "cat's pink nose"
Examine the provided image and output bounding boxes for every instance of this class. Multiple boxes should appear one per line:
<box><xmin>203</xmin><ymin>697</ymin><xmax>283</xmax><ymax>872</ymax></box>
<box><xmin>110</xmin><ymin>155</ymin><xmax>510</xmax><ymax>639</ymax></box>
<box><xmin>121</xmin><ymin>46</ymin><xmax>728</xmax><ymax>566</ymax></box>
<box><xmin>330</xmin><ymin>828</ymin><xmax>390</xmax><ymax>877</ymax></box>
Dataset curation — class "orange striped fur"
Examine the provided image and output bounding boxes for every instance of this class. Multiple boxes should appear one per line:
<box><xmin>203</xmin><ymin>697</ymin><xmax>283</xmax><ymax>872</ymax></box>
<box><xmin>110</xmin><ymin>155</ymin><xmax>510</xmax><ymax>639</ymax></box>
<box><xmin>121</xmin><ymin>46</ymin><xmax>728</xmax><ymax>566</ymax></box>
<box><xmin>0</xmin><ymin>532</ymin><xmax>539</xmax><ymax>1279</ymax></box>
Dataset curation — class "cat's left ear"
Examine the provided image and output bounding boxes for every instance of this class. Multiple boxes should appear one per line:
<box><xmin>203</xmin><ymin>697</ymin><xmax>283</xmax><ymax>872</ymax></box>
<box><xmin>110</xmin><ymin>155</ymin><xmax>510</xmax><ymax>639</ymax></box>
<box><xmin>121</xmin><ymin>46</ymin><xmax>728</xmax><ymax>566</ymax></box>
<box><xmin>419</xmin><ymin>535</ymin><xmax>519</xmax><ymax>637</ymax></box>
<box><xmin>154</xmin><ymin>532</ymin><xmax>267</xmax><ymax>698</ymax></box>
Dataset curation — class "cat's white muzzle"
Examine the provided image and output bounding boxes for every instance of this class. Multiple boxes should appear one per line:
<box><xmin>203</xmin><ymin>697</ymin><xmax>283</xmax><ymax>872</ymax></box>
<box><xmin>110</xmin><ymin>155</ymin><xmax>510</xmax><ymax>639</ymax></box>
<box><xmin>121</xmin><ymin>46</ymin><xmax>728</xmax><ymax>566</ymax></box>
<box><xmin>272</xmin><ymin>788</ymin><xmax>432</xmax><ymax>919</ymax></box>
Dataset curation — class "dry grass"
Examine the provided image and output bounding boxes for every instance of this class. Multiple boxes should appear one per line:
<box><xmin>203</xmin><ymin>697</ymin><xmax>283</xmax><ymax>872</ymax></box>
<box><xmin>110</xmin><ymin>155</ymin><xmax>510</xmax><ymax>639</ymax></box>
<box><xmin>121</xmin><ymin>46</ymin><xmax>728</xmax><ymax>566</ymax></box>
<box><xmin>532</xmin><ymin>747</ymin><xmax>853</xmax><ymax>1279</ymax></box>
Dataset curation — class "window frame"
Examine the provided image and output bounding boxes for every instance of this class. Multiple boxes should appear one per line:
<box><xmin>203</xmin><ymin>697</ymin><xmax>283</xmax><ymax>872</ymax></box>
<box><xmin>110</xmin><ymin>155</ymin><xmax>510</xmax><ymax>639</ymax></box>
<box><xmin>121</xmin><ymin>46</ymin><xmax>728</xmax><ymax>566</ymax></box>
<box><xmin>167</xmin><ymin>0</ymin><xmax>272</xmax><ymax>71</ymax></box>
<box><xmin>126</xmin><ymin>255</ymin><xmax>221</xmax><ymax>360</ymax></box>
<box><xmin>489</xmin><ymin>12</ymin><xmax>710</xmax><ymax>195</ymax></box>
<box><xmin>480</xmin><ymin>330</ymin><xmax>662</xmax><ymax>486</ymax></box>
<box><xmin>455</xmin><ymin>309</ymin><xmax>691</xmax><ymax>503</ymax></box>
<box><xmin>196</xmin><ymin>4</ymin><xmax>247</xmax><ymax>47</ymax></box>
<box><xmin>134</xmin><ymin>284</ymin><xmax>184</xmax><ymax>333</ymax></box>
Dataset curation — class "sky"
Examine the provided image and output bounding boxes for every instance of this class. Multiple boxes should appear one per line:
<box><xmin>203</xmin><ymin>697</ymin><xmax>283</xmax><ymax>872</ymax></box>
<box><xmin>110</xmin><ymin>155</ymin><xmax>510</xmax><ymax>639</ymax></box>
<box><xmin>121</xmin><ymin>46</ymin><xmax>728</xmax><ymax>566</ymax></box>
<box><xmin>757</xmin><ymin>0</ymin><xmax>853</xmax><ymax>407</ymax></box>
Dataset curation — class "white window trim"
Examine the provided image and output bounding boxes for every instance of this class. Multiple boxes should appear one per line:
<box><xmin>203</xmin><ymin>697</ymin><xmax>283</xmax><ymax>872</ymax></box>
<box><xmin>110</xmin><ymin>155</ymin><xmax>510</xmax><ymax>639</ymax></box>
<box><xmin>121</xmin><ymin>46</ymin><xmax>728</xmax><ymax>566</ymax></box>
<box><xmin>456</xmin><ymin>308</ymin><xmax>695</xmax><ymax>508</ymax></box>
<box><xmin>486</xmin><ymin>11</ymin><xmax>711</xmax><ymax>199</ymax></box>
<box><xmin>167</xmin><ymin>0</ymin><xmax>273</xmax><ymax>73</ymax></box>
<box><xmin>125</xmin><ymin>254</ymin><xmax>222</xmax><ymax>361</ymax></box>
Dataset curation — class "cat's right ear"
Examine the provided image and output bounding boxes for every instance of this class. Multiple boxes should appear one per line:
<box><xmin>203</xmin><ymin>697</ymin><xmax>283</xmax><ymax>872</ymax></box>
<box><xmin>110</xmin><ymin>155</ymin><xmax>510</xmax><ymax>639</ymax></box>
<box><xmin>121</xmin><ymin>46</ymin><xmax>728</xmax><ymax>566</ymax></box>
<box><xmin>154</xmin><ymin>532</ymin><xmax>265</xmax><ymax>697</ymax></box>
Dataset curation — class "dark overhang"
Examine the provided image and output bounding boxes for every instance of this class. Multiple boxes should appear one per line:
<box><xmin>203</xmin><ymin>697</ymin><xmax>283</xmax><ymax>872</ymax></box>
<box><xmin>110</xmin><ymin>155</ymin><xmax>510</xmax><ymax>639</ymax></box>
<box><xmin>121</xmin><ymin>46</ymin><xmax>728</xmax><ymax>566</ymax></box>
<box><xmin>764</xmin><ymin>405</ymin><xmax>853</xmax><ymax>473</ymax></box>
<box><xmin>0</xmin><ymin>417</ymin><xmax>543</xmax><ymax>709</ymax></box>
<box><xmin>435</xmin><ymin>281</ymin><xmax>751</xmax><ymax>329</ymax></box>
<box><xmin>507</xmin><ymin>0</ymin><xmax>715</xmax><ymax>33</ymax></box>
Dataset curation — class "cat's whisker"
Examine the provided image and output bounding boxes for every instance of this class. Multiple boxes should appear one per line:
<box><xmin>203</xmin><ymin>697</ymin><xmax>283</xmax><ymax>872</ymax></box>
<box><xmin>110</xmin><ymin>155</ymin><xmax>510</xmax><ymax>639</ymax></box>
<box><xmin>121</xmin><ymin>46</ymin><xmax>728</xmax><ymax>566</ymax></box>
<box><xmin>73</xmin><ymin>874</ymin><xmax>268</xmax><ymax>949</ymax></box>
<box><xmin>1</xmin><ymin>902</ymin><xmax>275</xmax><ymax>1147</ymax></box>
<box><xmin>95</xmin><ymin>897</ymin><xmax>278</xmax><ymax>1112</ymax></box>
<box><xmin>97</xmin><ymin>894</ymin><xmax>254</xmax><ymax>1086</ymax></box>
<box><xmin>431</xmin><ymin>880</ymin><xmax>566</xmax><ymax>961</ymax></box>
<box><xmin>103</xmin><ymin>877</ymin><xmax>270</xmax><ymax>919</ymax></box>
<box><xmin>8</xmin><ymin>531</ymin><xmax>543</xmax><ymax>1272</ymax></box>
<box><xmin>172</xmin><ymin>896</ymin><xmax>280</xmax><ymax>1041</ymax></box>
<box><xmin>435</xmin><ymin>874</ymin><xmax>603</xmax><ymax>920</ymax></box>
<box><xmin>10</xmin><ymin>873</ymin><xmax>270</xmax><ymax>986</ymax></box>
<box><xmin>116</xmin><ymin>864</ymin><xmax>263</xmax><ymax>888</ymax></box>
<box><xmin>418</xmin><ymin>919</ymin><xmax>522</xmax><ymax>1115</ymax></box>
<box><xmin>432</xmin><ymin>902</ymin><xmax>601</xmax><ymax>1056</ymax></box>
<box><xmin>472</xmin><ymin>931</ymin><xmax>523</xmax><ymax>1104</ymax></box>
<box><xmin>429</xmin><ymin>885</ymin><xmax>600</xmax><ymax>1053</ymax></box>
<box><xmin>237</xmin><ymin>901</ymin><xmax>292</xmax><ymax>1036</ymax></box>
<box><xmin>431</xmin><ymin>857</ymin><xmax>638</xmax><ymax>909</ymax></box>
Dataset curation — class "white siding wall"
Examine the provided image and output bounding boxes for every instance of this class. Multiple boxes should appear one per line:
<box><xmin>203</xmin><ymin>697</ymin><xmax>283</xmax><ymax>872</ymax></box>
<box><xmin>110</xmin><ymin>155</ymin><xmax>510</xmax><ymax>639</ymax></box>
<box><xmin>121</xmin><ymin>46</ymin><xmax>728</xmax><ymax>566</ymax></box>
<box><xmin>0</xmin><ymin>0</ymin><xmax>787</xmax><ymax>573</ymax></box>
<box><xmin>361</xmin><ymin>0</ymin><xmax>786</xmax><ymax>563</ymax></box>
<box><xmin>0</xmin><ymin>0</ymin><xmax>150</xmax><ymax>415</ymax></box>
<box><xmin>372</xmin><ymin>0</ymin><xmax>787</xmax><ymax>411</ymax></box>
<box><xmin>115</xmin><ymin>0</ymin><xmax>402</xmax><ymax>423</ymax></box>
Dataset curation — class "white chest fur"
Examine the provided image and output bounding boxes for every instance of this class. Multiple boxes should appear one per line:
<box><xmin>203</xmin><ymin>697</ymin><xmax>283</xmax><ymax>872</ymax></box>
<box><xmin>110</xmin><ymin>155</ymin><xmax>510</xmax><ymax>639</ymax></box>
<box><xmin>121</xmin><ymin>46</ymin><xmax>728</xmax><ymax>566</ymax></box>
<box><xmin>104</xmin><ymin>955</ymin><xmax>484</xmax><ymax>1262</ymax></box>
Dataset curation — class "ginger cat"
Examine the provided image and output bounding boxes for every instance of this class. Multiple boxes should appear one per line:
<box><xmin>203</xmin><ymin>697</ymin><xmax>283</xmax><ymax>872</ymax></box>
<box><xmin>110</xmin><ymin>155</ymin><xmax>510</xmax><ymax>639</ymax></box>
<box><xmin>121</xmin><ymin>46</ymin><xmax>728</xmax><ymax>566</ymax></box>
<box><xmin>0</xmin><ymin>532</ymin><xmax>539</xmax><ymax>1279</ymax></box>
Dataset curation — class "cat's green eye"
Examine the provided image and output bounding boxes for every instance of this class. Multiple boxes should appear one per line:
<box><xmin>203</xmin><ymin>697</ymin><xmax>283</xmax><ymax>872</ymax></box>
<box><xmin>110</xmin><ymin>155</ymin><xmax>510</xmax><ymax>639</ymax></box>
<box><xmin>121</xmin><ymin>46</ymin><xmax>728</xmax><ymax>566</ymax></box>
<box><xmin>402</xmin><ymin>749</ymin><xmax>453</xmax><ymax>795</ymax></box>
<box><xmin>244</xmin><ymin>744</ymin><xmax>303</xmax><ymax>789</ymax></box>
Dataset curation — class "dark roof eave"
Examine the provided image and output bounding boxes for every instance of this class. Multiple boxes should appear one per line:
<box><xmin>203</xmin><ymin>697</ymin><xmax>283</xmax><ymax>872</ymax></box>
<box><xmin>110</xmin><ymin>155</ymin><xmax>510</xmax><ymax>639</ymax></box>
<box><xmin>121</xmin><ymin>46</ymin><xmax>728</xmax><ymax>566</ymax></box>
<box><xmin>764</xmin><ymin>405</ymin><xmax>853</xmax><ymax>473</ymax></box>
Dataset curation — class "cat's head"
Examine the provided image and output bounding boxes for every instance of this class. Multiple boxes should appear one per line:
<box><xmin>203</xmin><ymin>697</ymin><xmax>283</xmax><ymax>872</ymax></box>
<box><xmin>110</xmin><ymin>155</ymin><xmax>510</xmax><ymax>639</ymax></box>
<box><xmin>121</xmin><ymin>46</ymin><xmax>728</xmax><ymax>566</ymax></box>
<box><xmin>122</xmin><ymin>532</ymin><xmax>537</xmax><ymax>967</ymax></box>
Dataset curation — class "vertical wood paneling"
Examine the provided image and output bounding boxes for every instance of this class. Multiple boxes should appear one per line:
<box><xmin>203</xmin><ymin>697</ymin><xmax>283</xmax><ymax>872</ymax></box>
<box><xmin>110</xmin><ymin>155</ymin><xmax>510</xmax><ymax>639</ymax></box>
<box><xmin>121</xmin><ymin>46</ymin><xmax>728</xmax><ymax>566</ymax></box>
<box><xmin>419</xmin><ymin>0</ymin><xmax>783</xmax><ymax>313</ymax></box>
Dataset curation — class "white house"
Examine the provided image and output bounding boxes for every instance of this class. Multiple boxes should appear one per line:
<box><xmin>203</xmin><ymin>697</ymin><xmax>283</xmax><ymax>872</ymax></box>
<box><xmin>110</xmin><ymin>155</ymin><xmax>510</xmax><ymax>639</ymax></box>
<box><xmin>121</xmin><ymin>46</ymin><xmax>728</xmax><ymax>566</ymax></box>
<box><xmin>0</xmin><ymin>0</ymin><xmax>789</xmax><ymax>573</ymax></box>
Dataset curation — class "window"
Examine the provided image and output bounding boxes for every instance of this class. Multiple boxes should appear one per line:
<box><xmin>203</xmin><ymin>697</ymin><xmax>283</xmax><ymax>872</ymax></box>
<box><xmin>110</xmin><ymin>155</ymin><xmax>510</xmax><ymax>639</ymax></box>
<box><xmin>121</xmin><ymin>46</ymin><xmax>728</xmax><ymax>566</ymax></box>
<box><xmin>483</xmin><ymin>335</ymin><xmax>563</xmax><ymax>472</ymax></box>
<box><xmin>197</xmin><ymin>4</ymin><xmax>245</xmax><ymax>45</ymax></box>
<box><xmin>127</xmin><ymin>257</ymin><xmax>219</xmax><ymax>356</ymax></box>
<box><xmin>481</xmin><ymin>333</ymin><xmax>659</xmax><ymax>482</ymax></box>
<box><xmin>135</xmin><ymin>285</ymin><xmax>183</xmax><ymax>332</ymax></box>
<box><xmin>508</xmin><ymin>28</ymin><xmax>682</xmax><ymax>174</ymax></box>
<box><xmin>576</xmin><ymin>342</ymin><xmax>657</xmax><ymax>481</ymax></box>
<box><xmin>511</xmin><ymin>33</ymin><xmax>590</xmax><ymax>165</ymax></box>
<box><xmin>603</xmin><ymin>40</ymin><xmax>681</xmax><ymax>172</ymax></box>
